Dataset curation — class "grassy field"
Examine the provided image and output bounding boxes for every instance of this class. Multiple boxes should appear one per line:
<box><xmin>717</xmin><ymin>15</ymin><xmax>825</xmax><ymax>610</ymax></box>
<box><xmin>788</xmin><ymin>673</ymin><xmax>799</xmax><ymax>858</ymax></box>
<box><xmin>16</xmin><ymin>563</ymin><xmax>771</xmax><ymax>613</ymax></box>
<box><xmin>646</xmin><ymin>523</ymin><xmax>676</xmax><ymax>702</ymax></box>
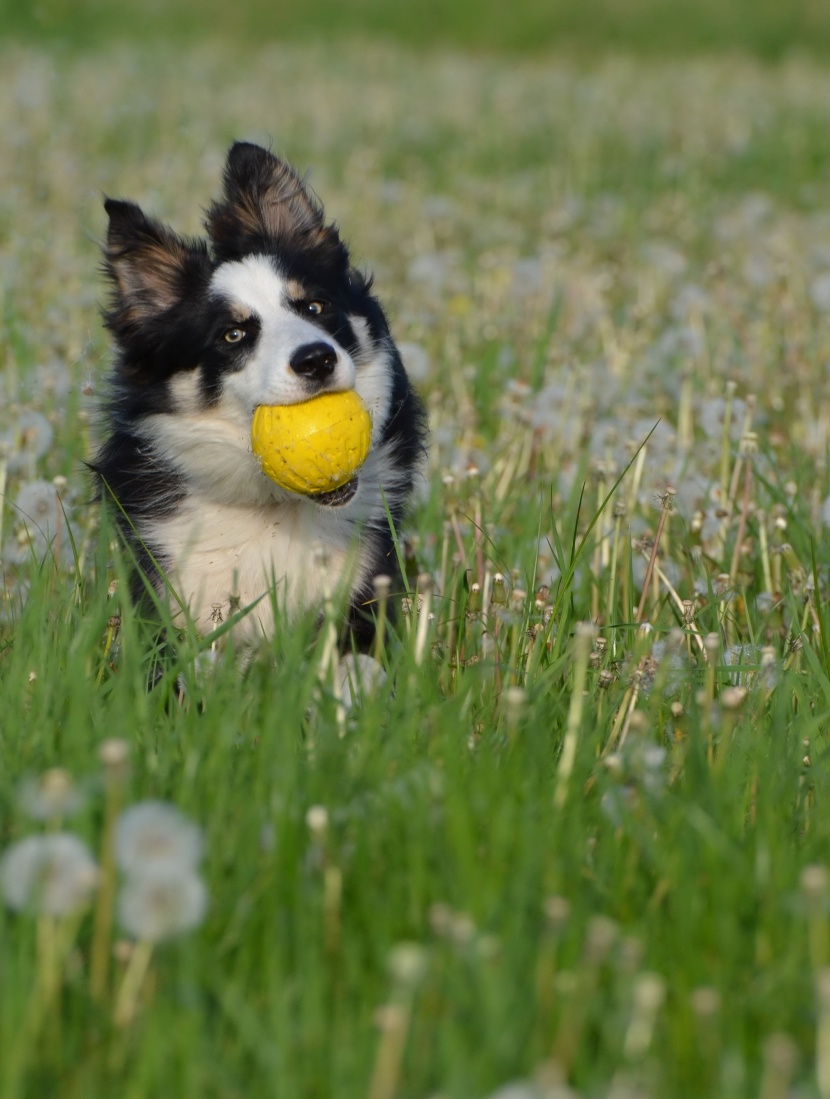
<box><xmin>3</xmin><ymin>30</ymin><xmax>830</xmax><ymax>1099</ymax></box>
<box><xmin>2</xmin><ymin>0</ymin><xmax>830</xmax><ymax>59</ymax></box>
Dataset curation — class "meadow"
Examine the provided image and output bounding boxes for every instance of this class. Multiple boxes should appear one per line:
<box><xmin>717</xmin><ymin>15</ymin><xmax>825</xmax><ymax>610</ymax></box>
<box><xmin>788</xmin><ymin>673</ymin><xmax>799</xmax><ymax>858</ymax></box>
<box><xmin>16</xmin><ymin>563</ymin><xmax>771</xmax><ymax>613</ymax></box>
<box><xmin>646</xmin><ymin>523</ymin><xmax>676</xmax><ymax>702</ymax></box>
<box><xmin>2</xmin><ymin>24</ymin><xmax>830</xmax><ymax>1099</ymax></box>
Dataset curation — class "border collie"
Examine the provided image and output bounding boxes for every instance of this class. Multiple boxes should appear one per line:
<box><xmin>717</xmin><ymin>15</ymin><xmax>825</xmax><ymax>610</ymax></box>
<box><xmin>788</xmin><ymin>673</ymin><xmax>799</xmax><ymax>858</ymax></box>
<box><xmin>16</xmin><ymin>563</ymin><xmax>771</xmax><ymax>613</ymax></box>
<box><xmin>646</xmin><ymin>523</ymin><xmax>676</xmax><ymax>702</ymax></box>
<box><xmin>93</xmin><ymin>142</ymin><xmax>426</xmax><ymax>654</ymax></box>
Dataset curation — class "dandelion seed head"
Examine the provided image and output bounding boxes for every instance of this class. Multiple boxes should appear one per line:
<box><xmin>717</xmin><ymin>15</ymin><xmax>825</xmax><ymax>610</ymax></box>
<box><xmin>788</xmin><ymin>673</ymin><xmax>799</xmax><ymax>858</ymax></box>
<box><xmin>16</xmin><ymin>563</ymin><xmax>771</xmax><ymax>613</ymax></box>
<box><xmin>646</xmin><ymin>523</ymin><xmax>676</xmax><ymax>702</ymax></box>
<box><xmin>810</xmin><ymin>272</ymin><xmax>830</xmax><ymax>310</ymax></box>
<box><xmin>502</xmin><ymin>686</ymin><xmax>526</xmax><ymax>722</ymax></box>
<box><xmin>763</xmin><ymin>1033</ymin><xmax>798</xmax><ymax>1079</ymax></box>
<box><xmin>543</xmin><ymin>895</ymin><xmax>571</xmax><ymax>930</ymax></box>
<box><xmin>117</xmin><ymin>868</ymin><xmax>207</xmax><ymax>942</ymax></box>
<box><xmin>690</xmin><ymin>986</ymin><xmax>721</xmax><ymax>1018</ymax></box>
<box><xmin>18</xmin><ymin>767</ymin><xmax>85</xmax><ymax>821</ymax></box>
<box><xmin>397</xmin><ymin>341</ymin><xmax>431</xmax><ymax>384</ymax></box>
<box><xmin>30</xmin><ymin>358</ymin><xmax>72</xmax><ymax>401</ymax></box>
<box><xmin>2</xmin><ymin>409</ymin><xmax>54</xmax><ymax>472</ymax></box>
<box><xmin>449</xmin><ymin>911</ymin><xmax>477</xmax><ymax>945</ymax></box>
<box><xmin>633</xmin><ymin>971</ymin><xmax>667</xmax><ymax>1013</ymax></box>
<box><xmin>113</xmin><ymin>938</ymin><xmax>135</xmax><ymax>965</ymax></box>
<box><xmin>305</xmin><ymin>805</ymin><xmax>329</xmax><ymax>836</ymax></box>
<box><xmin>482</xmin><ymin>1082</ymin><xmax>542</xmax><ymax>1099</ymax></box>
<box><xmin>115</xmin><ymin>801</ymin><xmax>203</xmax><ymax>876</ymax></box>
<box><xmin>1</xmin><ymin>833</ymin><xmax>98</xmax><ymax>916</ymax></box>
<box><xmin>725</xmin><ymin>685</ymin><xmax>751</xmax><ymax>712</ymax></box>
<box><xmin>14</xmin><ymin>479</ymin><xmax>66</xmax><ymax>525</ymax></box>
<box><xmin>585</xmin><ymin>915</ymin><xmax>618</xmax><ymax>962</ymax></box>
<box><xmin>4</xmin><ymin>479</ymin><xmax>75</xmax><ymax>568</ymax></box>
<box><xmin>388</xmin><ymin>941</ymin><xmax>428</xmax><ymax>986</ymax></box>
<box><xmin>698</xmin><ymin>396</ymin><xmax>747</xmax><ymax>441</ymax></box>
<box><xmin>800</xmin><ymin>864</ymin><xmax>829</xmax><ymax>903</ymax></box>
<box><xmin>99</xmin><ymin>737</ymin><xmax>129</xmax><ymax>771</ymax></box>
<box><xmin>407</xmin><ymin>251</ymin><xmax>453</xmax><ymax>287</ymax></box>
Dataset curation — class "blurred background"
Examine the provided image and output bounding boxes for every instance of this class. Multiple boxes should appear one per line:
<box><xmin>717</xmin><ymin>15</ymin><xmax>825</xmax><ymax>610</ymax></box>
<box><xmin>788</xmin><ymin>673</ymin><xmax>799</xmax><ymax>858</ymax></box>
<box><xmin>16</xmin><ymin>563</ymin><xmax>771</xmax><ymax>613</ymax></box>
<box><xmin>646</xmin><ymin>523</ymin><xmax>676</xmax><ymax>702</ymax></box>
<box><xmin>2</xmin><ymin>0</ymin><xmax>829</xmax><ymax>59</ymax></box>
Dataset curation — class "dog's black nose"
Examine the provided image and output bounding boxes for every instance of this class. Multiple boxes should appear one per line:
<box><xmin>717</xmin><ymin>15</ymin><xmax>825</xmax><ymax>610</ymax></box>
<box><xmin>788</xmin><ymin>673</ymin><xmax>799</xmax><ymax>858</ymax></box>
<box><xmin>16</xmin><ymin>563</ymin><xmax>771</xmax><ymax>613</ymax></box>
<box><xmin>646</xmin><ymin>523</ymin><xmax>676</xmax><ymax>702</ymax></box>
<box><xmin>289</xmin><ymin>342</ymin><xmax>338</xmax><ymax>383</ymax></box>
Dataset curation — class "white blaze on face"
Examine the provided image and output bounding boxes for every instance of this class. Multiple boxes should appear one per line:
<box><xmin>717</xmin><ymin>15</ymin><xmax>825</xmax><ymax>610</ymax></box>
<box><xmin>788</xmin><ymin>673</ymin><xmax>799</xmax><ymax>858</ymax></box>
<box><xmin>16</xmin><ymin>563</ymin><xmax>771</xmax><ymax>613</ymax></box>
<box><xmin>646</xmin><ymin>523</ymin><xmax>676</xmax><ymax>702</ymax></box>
<box><xmin>136</xmin><ymin>247</ymin><xmax>404</xmax><ymax>566</ymax></box>
<box><xmin>210</xmin><ymin>255</ymin><xmax>357</xmax><ymax>411</ymax></box>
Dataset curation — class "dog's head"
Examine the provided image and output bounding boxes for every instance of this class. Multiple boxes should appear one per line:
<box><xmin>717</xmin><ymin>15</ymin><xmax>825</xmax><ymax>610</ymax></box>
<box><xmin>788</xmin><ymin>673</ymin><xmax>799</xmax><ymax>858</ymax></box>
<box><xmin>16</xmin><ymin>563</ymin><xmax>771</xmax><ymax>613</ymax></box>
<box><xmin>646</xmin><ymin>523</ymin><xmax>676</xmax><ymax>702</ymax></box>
<box><xmin>101</xmin><ymin>143</ymin><xmax>411</xmax><ymax>510</ymax></box>
<box><xmin>102</xmin><ymin>143</ymin><xmax>398</xmax><ymax>462</ymax></box>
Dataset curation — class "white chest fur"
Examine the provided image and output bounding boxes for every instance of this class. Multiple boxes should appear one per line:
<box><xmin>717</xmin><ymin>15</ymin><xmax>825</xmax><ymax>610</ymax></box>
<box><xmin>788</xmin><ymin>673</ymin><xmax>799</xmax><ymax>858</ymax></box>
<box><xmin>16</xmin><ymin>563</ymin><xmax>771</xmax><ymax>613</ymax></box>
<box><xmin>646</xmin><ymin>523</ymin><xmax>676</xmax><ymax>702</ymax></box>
<box><xmin>143</xmin><ymin>494</ymin><xmax>366</xmax><ymax>644</ymax></box>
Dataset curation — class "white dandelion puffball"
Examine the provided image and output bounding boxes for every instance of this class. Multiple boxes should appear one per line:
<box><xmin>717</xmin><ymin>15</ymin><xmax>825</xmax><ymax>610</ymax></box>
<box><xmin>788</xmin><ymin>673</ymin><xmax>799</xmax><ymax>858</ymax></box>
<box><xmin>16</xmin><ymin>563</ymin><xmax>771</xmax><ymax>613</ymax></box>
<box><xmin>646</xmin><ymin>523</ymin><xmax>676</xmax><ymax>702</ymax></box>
<box><xmin>2</xmin><ymin>410</ymin><xmax>54</xmax><ymax>472</ymax></box>
<box><xmin>0</xmin><ymin>833</ymin><xmax>99</xmax><ymax>916</ymax></box>
<box><xmin>115</xmin><ymin>801</ymin><xmax>203</xmax><ymax>876</ymax></box>
<box><xmin>117</xmin><ymin>869</ymin><xmax>208</xmax><ymax>942</ymax></box>
<box><xmin>482</xmin><ymin>1084</ymin><xmax>544</xmax><ymax>1099</ymax></box>
<box><xmin>3</xmin><ymin>478</ymin><xmax>76</xmax><ymax>569</ymax></box>
<box><xmin>17</xmin><ymin>768</ymin><xmax>86</xmax><ymax>821</ymax></box>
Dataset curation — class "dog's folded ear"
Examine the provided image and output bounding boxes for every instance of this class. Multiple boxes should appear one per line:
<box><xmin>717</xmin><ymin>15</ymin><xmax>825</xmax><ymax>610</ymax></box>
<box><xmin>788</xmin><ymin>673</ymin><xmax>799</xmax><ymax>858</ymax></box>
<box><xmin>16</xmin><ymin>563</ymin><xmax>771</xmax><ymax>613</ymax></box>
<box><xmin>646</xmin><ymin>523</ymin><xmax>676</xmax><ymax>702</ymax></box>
<box><xmin>206</xmin><ymin>142</ymin><xmax>349</xmax><ymax>268</ymax></box>
<box><xmin>103</xmin><ymin>198</ymin><xmax>210</xmax><ymax>337</ymax></box>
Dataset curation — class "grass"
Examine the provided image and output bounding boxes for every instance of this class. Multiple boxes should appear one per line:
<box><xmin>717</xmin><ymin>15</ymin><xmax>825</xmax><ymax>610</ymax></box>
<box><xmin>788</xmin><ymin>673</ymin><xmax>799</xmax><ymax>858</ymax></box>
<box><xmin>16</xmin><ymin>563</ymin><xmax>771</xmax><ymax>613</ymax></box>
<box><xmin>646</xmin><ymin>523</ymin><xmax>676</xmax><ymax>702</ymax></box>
<box><xmin>2</xmin><ymin>34</ymin><xmax>830</xmax><ymax>1099</ymax></box>
<box><xmin>2</xmin><ymin>0</ymin><xmax>830</xmax><ymax>60</ymax></box>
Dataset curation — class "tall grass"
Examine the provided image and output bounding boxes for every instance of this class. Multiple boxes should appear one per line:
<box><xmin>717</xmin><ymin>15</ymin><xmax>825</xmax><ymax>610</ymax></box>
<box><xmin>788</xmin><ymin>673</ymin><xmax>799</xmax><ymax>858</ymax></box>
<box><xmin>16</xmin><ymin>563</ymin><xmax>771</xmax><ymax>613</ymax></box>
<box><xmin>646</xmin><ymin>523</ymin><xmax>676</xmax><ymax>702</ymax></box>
<box><xmin>2</xmin><ymin>39</ymin><xmax>830</xmax><ymax>1098</ymax></box>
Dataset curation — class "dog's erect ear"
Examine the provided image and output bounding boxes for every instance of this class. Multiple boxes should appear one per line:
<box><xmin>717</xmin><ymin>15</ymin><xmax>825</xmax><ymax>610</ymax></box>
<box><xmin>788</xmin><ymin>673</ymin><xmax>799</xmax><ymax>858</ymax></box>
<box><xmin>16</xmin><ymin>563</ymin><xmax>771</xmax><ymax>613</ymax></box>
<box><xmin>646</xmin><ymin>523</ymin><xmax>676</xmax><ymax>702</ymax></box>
<box><xmin>103</xmin><ymin>198</ymin><xmax>210</xmax><ymax>335</ymax></box>
<box><xmin>205</xmin><ymin>142</ymin><xmax>348</xmax><ymax>266</ymax></box>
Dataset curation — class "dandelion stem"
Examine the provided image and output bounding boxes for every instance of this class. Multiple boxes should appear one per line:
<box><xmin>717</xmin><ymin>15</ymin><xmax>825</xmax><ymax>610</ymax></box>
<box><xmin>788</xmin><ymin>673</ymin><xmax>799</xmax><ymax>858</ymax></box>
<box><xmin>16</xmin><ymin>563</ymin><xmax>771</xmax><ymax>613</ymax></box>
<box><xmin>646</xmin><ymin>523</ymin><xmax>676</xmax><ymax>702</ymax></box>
<box><xmin>758</xmin><ymin>510</ymin><xmax>773</xmax><ymax>596</ymax></box>
<box><xmin>618</xmin><ymin>672</ymin><xmax>644</xmax><ymax>750</ymax></box>
<box><xmin>554</xmin><ymin>624</ymin><xmax>592</xmax><ymax>811</ymax></box>
<box><xmin>626</xmin><ymin>443</ymin><xmax>647</xmax><ymax>515</ymax></box>
<box><xmin>729</xmin><ymin>455</ymin><xmax>753</xmax><ymax>584</ymax></box>
<box><xmin>438</xmin><ymin>520</ymin><xmax>451</xmax><ymax>595</ymax></box>
<box><xmin>413</xmin><ymin>575</ymin><xmax>433</xmax><ymax>667</ymax></box>
<box><xmin>703</xmin><ymin>632</ymin><xmax>719</xmax><ymax>764</ymax></box>
<box><xmin>607</xmin><ymin>504</ymin><xmax>625</xmax><ymax>656</ymax></box>
<box><xmin>817</xmin><ymin>970</ymin><xmax>830</xmax><ymax>1099</ymax></box>
<box><xmin>450</xmin><ymin>509</ymin><xmax>469</xmax><ymax>572</ymax></box>
<box><xmin>372</xmin><ymin>575</ymin><xmax>391</xmax><ymax>665</ymax></box>
<box><xmin>653</xmin><ymin>563</ymin><xmax>706</xmax><ymax>656</ymax></box>
<box><xmin>367</xmin><ymin>1002</ymin><xmax>412</xmax><ymax>1099</ymax></box>
<box><xmin>0</xmin><ymin>447</ymin><xmax>7</xmax><ymax>554</ymax></box>
<box><xmin>678</xmin><ymin>374</ymin><xmax>693</xmax><ymax>449</ymax></box>
<box><xmin>474</xmin><ymin>494</ymin><xmax>485</xmax><ymax>591</ymax></box>
<box><xmin>95</xmin><ymin>615</ymin><xmax>120</xmax><ymax>687</ymax></box>
<box><xmin>5</xmin><ymin>914</ymin><xmax>78</xmax><ymax>1099</ymax></box>
<box><xmin>591</xmin><ymin>476</ymin><xmax>605</xmax><ymax>623</ymax></box>
<box><xmin>91</xmin><ymin>754</ymin><xmax>126</xmax><ymax>1002</ymax></box>
<box><xmin>113</xmin><ymin>938</ymin><xmax>154</xmax><ymax>1028</ymax></box>
<box><xmin>719</xmin><ymin>380</ymin><xmax>737</xmax><ymax>506</ymax></box>
<box><xmin>324</xmin><ymin>865</ymin><xmax>343</xmax><ymax>956</ymax></box>
<box><xmin>635</xmin><ymin>489</ymin><xmax>674</xmax><ymax>623</ymax></box>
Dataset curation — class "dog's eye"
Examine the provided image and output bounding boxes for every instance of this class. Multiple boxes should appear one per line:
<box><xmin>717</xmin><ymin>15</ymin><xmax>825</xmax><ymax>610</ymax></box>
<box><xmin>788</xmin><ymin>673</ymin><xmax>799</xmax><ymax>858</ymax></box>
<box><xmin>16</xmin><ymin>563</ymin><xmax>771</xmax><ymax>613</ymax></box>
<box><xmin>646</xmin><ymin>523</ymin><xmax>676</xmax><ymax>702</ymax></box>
<box><xmin>222</xmin><ymin>327</ymin><xmax>246</xmax><ymax>344</ymax></box>
<box><xmin>305</xmin><ymin>300</ymin><xmax>327</xmax><ymax>316</ymax></box>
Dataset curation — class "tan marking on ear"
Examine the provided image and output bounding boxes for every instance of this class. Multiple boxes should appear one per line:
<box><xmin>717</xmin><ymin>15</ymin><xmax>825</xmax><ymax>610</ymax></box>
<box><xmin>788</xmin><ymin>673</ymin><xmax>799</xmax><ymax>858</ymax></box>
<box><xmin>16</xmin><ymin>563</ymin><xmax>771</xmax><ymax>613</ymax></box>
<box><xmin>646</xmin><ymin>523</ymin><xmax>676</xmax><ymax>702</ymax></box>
<box><xmin>108</xmin><ymin>234</ymin><xmax>198</xmax><ymax>322</ymax></box>
<box><xmin>207</xmin><ymin>147</ymin><xmax>336</xmax><ymax>250</ymax></box>
<box><xmin>257</xmin><ymin>161</ymin><xmax>322</xmax><ymax>238</ymax></box>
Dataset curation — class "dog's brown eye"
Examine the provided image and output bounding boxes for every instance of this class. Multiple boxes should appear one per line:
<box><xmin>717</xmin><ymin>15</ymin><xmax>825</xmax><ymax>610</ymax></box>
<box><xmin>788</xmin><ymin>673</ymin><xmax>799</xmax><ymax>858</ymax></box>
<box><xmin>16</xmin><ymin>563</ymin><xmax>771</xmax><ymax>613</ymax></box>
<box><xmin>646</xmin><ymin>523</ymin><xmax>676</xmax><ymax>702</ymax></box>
<box><xmin>223</xmin><ymin>327</ymin><xmax>246</xmax><ymax>344</ymax></box>
<box><xmin>306</xmin><ymin>300</ymin><xmax>326</xmax><ymax>316</ymax></box>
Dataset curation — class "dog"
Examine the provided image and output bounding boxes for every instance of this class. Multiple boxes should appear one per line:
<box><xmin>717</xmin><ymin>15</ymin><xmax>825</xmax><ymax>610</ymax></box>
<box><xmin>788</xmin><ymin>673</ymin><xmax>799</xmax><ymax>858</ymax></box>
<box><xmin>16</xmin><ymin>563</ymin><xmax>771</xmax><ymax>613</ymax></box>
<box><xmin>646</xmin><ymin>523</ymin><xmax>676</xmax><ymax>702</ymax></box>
<box><xmin>93</xmin><ymin>142</ymin><xmax>427</xmax><ymax>658</ymax></box>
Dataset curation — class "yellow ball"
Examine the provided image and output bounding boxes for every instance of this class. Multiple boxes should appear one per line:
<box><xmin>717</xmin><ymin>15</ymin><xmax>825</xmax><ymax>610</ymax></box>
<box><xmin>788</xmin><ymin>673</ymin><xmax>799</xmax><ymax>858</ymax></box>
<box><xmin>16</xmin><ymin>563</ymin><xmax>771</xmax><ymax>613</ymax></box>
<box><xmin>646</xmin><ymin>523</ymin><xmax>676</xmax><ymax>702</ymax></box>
<box><xmin>251</xmin><ymin>390</ymin><xmax>373</xmax><ymax>496</ymax></box>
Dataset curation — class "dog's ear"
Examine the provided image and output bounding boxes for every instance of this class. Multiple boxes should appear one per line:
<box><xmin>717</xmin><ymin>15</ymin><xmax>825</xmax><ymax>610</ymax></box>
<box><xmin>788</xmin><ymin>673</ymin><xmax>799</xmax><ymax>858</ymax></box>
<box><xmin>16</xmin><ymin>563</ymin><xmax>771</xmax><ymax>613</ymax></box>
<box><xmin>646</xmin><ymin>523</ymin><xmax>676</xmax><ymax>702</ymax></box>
<box><xmin>205</xmin><ymin>142</ymin><xmax>348</xmax><ymax>267</ymax></box>
<box><xmin>103</xmin><ymin>198</ymin><xmax>210</xmax><ymax>336</ymax></box>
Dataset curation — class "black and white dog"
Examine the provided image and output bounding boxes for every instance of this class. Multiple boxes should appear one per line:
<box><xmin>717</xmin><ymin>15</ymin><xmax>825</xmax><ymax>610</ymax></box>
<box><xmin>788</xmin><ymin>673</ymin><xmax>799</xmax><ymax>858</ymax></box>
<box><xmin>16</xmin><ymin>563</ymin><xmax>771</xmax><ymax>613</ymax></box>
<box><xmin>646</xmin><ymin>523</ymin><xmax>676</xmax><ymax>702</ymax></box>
<box><xmin>93</xmin><ymin>142</ymin><xmax>426</xmax><ymax>654</ymax></box>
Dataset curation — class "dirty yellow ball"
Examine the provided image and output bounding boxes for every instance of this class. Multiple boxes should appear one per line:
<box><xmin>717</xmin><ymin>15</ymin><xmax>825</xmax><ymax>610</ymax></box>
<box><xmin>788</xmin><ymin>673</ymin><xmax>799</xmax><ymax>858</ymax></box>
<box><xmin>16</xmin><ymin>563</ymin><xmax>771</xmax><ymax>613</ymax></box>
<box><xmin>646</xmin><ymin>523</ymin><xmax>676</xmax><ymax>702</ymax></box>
<box><xmin>251</xmin><ymin>391</ymin><xmax>372</xmax><ymax>496</ymax></box>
